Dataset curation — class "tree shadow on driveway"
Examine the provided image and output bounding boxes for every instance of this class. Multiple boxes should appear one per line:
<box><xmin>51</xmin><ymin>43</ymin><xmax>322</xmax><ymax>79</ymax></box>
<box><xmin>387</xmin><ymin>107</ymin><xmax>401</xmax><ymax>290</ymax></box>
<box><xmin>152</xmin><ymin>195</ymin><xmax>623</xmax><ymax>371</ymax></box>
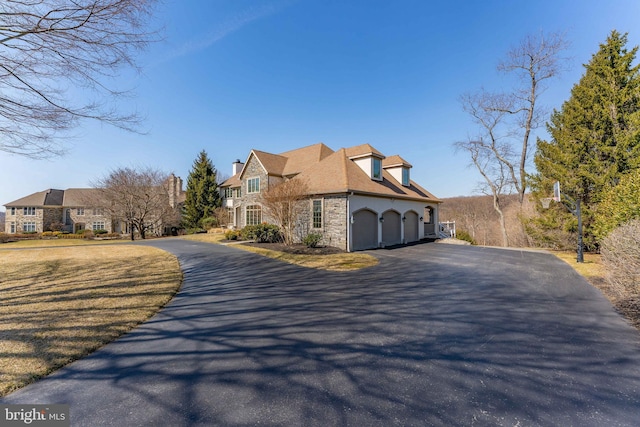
<box><xmin>3</xmin><ymin>241</ymin><xmax>640</xmax><ymax>426</ymax></box>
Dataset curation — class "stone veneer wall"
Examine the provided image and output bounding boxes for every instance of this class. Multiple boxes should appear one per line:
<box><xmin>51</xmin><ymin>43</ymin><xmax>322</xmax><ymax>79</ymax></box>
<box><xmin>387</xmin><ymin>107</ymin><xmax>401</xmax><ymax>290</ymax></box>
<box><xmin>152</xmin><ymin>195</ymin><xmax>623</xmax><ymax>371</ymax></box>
<box><xmin>293</xmin><ymin>195</ymin><xmax>348</xmax><ymax>251</ymax></box>
<box><xmin>319</xmin><ymin>195</ymin><xmax>348</xmax><ymax>251</ymax></box>
<box><xmin>238</xmin><ymin>155</ymin><xmax>269</xmax><ymax>227</ymax></box>
<box><xmin>67</xmin><ymin>208</ymin><xmax>113</xmax><ymax>233</ymax></box>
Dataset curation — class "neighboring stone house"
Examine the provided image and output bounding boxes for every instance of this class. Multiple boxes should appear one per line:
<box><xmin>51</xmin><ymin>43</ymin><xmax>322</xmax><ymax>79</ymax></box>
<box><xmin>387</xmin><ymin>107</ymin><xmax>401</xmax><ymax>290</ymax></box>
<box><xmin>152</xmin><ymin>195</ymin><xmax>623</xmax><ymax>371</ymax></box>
<box><xmin>220</xmin><ymin>142</ymin><xmax>441</xmax><ymax>251</ymax></box>
<box><xmin>4</xmin><ymin>174</ymin><xmax>186</xmax><ymax>235</ymax></box>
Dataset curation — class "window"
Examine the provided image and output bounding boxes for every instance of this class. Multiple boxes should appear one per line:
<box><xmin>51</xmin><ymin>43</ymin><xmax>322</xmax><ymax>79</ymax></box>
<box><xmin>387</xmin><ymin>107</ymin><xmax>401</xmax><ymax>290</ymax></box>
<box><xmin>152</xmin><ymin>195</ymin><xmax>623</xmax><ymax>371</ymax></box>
<box><xmin>236</xmin><ymin>187</ymin><xmax>242</xmax><ymax>198</ymax></box>
<box><xmin>23</xmin><ymin>222</ymin><xmax>36</xmax><ymax>232</ymax></box>
<box><xmin>247</xmin><ymin>177</ymin><xmax>260</xmax><ymax>193</ymax></box>
<box><xmin>226</xmin><ymin>207</ymin><xmax>233</xmax><ymax>224</ymax></box>
<box><xmin>372</xmin><ymin>158</ymin><xmax>382</xmax><ymax>180</ymax></box>
<box><xmin>424</xmin><ymin>207</ymin><xmax>433</xmax><ymax>224</ymax></box>
<box><xmin>10</xmin><ymin>222</ymin><xmax>15</xmax><ymax>233</ymax></box>
<box><xmin>246</xmin><ymin>205</ymin><xmax>262</xmax><ymax>226</ymax></box>
<box><xmin>77</xmin><ymin>208</ymin><xmax>85</xmax><ymax>215</ymax></box>
<box><xmin>93</xmin><ymin>208</ymin><xmax>104</xmax><ymax>216</ymax></box>
<box><xmin>402</xmin><ymin>168</ymin><xmax>410</xmax><ymax>186</ymax></box>
<box><xmin>10</xmin><ymin>207</ymin><xmax>15</xmax><ymax>216</ymax></box>
<box><xmin>23</xmin><ymin>207</ymin><xmax>36</xmax><ymax>216</ymax></box>
<box><xmin>92</xmin><ymin>221</ymin><xmax>106</xmax><ymax>231</ymax></box>
<box><xmin>312</xmin><ymin>200</ymin><xmax>322</xmax><ymax>229</ymax></box>
<box><xmin>224</xmin><ymin>188</ymin><xmax>233</xmax><ymax>198</ymax></box>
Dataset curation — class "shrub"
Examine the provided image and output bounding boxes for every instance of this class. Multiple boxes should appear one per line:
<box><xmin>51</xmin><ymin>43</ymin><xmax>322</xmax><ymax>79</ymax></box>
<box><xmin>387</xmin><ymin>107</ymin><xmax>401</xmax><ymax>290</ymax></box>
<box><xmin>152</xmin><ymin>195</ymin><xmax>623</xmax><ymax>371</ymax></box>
<box><xmin>0</xmin><ymin>233</ymin><xmax>10</xmax><ymax>243</ymax></box>
<box><xmin>241</xmin><ymin>223</ymin><xmax>282</xmax><ymax>243</ymax></box>
<box><xmin>52</xmin><ymin>231</ymin><xmax>63</xmax><ymax>237</ymax></box>
<box><xmin>224</xmin><ymin>229</ymin><xmax>240</xmax><ymax>240</ymax></box>
<box><xmin>94</xmin><ymin>229</ymin><xmax>108</xmax><ymax>235</ymax></box>
<box><xmin>58</xmin><ymin>233</ymin><xmax>85</xmax><ymax>239</ymax></box>
<box><xmin>601</xmin><ymin>220</ymin><xmax>640</xmax><ymax>295</ymax></box>
<box><xmin>83</xmin><ymin>229</ymin><xmax>94</xmax><ymax>239</ymax></box>
<box><xmin>302</xmin><ymin>232</ymin><xmax>322</xmax><ymax>248</ymax></box>
<box><xmin>456</xmin><ymin>230</ymin><xmax>476</xmax><ymax>245</ymax></box>
<box><xmin>201</xmin><ymin>216</ymin><xmax>218</xmax><ymax>230</ymax></box>
<box><xmin>42</xmin><ymin>231</ymin><xmax>54</xmax><ymax>237</ymax></box>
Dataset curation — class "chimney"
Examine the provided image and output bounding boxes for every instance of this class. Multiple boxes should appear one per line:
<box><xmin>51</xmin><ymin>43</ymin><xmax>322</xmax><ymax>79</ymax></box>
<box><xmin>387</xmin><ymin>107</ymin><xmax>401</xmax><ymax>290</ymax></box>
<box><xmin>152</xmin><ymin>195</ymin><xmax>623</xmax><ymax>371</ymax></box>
<box><xmin>232</xmin><ymin>159</ymin><xmax>244</xmax><ymax>176</ymax></box>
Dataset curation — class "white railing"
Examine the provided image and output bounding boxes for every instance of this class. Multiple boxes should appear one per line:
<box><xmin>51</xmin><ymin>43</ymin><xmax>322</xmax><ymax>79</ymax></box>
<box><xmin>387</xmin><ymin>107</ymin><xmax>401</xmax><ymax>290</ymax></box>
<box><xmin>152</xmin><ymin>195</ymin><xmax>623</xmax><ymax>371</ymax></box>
<box><xmin>439</xmin><ymin>221</ymin><xmax>456</xmax><ymax>239</ymax></box>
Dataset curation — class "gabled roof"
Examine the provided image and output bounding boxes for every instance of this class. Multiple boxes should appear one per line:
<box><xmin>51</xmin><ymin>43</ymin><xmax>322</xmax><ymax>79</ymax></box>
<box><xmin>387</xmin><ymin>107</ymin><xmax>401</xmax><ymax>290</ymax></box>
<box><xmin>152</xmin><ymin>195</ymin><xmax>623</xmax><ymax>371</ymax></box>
<box><xmin>63</xmin><ymin>188</ymin><xmax>102</xmax><ymax>207</ymax></box>
<box><xmin>5</xmin><ymin>189</ymin><xmax>64</xmax><ymax>207</ymax></box>
<box><xmin>383</xmin><ymin>155</ymin><xmax>412</xmax><ymax>169</ymax></box>
<box><xmin>295</xmin><ymin>149</ymin><xmax>439</xmax><ymax>203</ymax></box>
<box><xmin>279</xmin><ymin>143</ymin><xmax>334</xmax><ymax>176</ymax></box>
<box><xmin>5</xmin><ymin>188</ymin><xmax>105</xmax><ymax>208</ymax></box>
<box><xmin>246</xmin><ymin>150</ymin><xmax>288</xmax><ymax>177</ymax></box>
<box><xmin>219</xmin><ymin>142</ymin><xmax>440</xmax><ymax>203</ymax></box>
<box><xmin>344</xmin><ymin>143</ymin><xmax>385</xmax><ymax>159</ymax></box>
<box><xmin>222</xmin><ymin>143</ymin><xmax>334</xmax><ymax>187</ymax></box>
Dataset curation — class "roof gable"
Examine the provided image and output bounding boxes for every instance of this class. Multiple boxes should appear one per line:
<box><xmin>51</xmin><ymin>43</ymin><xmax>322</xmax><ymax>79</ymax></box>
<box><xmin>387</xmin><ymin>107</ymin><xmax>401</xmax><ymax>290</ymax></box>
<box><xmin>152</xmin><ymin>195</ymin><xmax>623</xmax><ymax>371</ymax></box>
<box><xmin>344</xmin><ymin>143</ymin><xmax>385</xmax><ymax>159</ymax></box>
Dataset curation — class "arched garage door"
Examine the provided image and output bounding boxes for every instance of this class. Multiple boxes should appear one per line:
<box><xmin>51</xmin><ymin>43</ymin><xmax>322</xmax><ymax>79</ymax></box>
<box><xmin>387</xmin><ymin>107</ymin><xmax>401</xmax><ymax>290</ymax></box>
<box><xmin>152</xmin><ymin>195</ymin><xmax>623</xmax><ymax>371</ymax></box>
<box><xmin>403</xmin><ymin>211</ymin><xmax>419</xmax><ymax>243</ymax></box>
<box><xmin>352</xmin><ymin>209</ymin><xmax>378</xmax><ymax>251</ymax></box>
<box><xmin>382</xmin><ymin>210</ymin><xmax>401</xmax><ymax>246</ymax></box>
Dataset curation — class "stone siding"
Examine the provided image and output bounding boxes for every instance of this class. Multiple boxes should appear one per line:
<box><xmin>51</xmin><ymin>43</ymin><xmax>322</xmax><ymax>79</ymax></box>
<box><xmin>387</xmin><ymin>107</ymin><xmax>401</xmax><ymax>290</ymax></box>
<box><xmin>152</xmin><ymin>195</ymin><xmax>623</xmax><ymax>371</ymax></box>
<box><xmin>293</xmin><ymin>195</ymin><xmax>348</xmax><ymax>251</ymax></box>
<box><xmin>237</xmin><ymin>155</ymin><xmax>269</xmax><ymax>227</ymax></box>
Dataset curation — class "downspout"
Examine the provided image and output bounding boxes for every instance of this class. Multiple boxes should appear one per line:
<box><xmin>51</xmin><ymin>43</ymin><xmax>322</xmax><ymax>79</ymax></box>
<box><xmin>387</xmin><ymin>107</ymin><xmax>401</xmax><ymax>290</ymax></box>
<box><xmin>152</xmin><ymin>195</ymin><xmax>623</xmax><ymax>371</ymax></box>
<box><xmin>347</xmin><ymin>192</ymin><xmax>354</xmax><ymax>252</ymax></box>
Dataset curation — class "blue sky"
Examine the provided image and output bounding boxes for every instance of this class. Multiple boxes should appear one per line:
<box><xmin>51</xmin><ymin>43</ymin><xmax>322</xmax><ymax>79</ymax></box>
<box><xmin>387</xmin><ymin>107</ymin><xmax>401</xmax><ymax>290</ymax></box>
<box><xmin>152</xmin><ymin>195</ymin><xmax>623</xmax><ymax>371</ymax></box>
<box><xmin>2</xmin><ymin>0</ymin><xmax>640</xmax><ymax>209</ymax></box>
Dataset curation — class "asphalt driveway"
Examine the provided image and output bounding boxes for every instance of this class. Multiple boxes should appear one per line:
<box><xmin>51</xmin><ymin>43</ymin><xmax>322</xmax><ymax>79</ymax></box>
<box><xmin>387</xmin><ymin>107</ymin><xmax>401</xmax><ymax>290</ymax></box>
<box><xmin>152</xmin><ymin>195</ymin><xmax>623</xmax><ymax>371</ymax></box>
<box><xmin>3</xmin><ymin>240</ymin><xmax>640</xmax><ymax>426</ymax></box>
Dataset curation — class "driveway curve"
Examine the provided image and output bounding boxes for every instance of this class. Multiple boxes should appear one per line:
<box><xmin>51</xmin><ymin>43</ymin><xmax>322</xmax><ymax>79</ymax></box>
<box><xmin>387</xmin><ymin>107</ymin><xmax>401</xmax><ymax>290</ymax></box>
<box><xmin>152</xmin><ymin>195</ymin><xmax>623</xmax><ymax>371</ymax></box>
<box><xmin>3</xmin><ymin>240</ymin><xmax>640</xmax><ymax>426</ymax></box>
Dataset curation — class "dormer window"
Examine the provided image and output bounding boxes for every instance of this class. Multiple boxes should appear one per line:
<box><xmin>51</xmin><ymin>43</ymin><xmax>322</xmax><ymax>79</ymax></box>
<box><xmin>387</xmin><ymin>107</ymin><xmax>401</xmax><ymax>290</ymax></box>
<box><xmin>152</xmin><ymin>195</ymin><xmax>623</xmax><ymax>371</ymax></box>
<box><xmin>402</xmin><ymin>168</ymin><xmax>410</xmax><ymax>186</ymax></box>
<box><xmin>372</xmin><ymin>158</ymin><xmax>382</xmax><ymax>180</ymax></box>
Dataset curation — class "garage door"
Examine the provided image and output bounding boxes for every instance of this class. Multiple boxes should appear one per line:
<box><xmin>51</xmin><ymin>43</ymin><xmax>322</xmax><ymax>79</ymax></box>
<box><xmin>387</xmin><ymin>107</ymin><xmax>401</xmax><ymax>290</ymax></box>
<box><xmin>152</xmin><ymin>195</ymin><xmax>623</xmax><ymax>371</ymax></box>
<box><xmin>352</xmin><ymin>209</ymin><xmax>378</xmax><ymax>251</ymax></box>
<box><xmin>403</xmin><ymin>211</ymin><xmax>419</xmax><ymax>243</ymax></box>
<box><xmin>382</xmin><ymin>210</ymin><xmax>401</xmax><ymax>246</ymax></box>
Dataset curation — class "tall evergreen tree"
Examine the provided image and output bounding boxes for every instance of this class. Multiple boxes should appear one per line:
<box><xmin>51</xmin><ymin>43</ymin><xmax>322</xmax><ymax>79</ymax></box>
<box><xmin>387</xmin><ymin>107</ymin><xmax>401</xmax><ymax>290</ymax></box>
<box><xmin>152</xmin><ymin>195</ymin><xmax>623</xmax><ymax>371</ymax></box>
<box><xmin>530</xmin><ymin>31</ymin><xmax>640</xmax><ymax>248</ymax></box>
<box><xmin>183</xmin><ymin>150</ymin><xmax>221</xmax><ymax>229</ymax></box>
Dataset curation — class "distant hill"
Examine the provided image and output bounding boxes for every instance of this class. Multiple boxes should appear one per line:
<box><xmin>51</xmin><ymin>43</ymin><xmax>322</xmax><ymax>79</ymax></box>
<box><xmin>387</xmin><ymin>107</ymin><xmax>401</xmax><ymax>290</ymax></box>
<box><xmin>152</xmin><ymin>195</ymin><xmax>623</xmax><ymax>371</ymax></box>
<box><xmin>439</xmin><ymin>194</ymin><xmax>534</xmax><ymax>247</ymax></box>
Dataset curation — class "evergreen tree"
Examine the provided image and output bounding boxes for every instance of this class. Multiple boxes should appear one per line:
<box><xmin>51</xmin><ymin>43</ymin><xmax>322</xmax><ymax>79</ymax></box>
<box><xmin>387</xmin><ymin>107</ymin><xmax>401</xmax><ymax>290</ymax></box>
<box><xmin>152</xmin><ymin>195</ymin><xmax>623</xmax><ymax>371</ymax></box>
<box><xmin>530</xmin><ymin>31</ymin><xmax>640</xmax><ymax>249</ymax></box>
<box><xmin>183</xmin><ymin>150</ymin><xmax>221</xmax><ymax>229</ymax></box>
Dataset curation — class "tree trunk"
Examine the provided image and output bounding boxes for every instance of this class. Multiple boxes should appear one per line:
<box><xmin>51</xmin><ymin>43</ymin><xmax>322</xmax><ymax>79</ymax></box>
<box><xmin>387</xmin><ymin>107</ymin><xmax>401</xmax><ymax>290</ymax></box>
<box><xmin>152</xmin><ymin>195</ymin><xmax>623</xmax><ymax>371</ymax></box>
<box><xmin>493</xmin><ymin>195</ymin><xmax>509</xmax><ymax>247</ymax></box>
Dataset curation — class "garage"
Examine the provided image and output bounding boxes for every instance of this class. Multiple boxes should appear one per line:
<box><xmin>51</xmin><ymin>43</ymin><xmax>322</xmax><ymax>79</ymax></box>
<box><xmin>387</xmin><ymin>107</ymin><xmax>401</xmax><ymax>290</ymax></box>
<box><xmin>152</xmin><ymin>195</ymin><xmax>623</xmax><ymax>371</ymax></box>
<box><xmin>403</xmin><ymin>211</ymin><xmax>419</xmax><ymax>243</ymax></box>
<box><xmin>381</xmin><ymin>210</ymin><xmax>402</xmax><ymax>246</ymax></box>
<box><xmin>352</xmin><ymin>209</ymin><xmax>378</xmax><ymax>251</ymax></box>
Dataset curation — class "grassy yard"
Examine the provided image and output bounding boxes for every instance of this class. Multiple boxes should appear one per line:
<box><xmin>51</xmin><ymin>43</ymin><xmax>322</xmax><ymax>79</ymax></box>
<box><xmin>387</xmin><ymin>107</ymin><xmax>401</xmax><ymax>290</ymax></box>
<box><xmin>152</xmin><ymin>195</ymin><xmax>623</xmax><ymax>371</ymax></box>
<box><xmin>0</xmin><ymin>244</ymin><xmax>182</xmax><ymax>396</ymax></box>
<box><xmin>180</xmin><ymin>232</ymin><xmax>379</xmax><ymax>271</ymax></box>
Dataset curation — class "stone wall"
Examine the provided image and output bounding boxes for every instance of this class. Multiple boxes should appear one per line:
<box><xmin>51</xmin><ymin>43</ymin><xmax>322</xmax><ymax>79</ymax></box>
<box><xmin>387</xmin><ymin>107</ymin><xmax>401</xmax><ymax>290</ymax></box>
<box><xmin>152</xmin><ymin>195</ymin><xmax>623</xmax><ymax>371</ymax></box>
<box><xmin>293</xmin><ymin>195</ymin><xmax>348</xmax><ymax>251</ymax></box>
<box><xmin>237</xmin><ymin>155</ymin><xmax>269</xmax><ymax>226</ymax></box>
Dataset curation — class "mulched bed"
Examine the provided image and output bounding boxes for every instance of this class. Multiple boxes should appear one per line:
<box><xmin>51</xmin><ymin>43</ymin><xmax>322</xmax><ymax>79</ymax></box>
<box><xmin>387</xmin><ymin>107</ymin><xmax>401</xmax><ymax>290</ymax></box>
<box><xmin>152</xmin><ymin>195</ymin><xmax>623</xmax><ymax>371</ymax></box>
<box><xmin>241</xmin><ymin>242</ymin><xmax>345</xmax><ymax>255</ymax></box>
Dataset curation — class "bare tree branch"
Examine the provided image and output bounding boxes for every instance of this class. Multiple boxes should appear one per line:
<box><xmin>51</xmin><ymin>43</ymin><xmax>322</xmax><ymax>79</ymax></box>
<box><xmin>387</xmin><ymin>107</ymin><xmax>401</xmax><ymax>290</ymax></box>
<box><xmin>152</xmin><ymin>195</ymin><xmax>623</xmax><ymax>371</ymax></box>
<box><xmin>0</xmin><ymin>0</ymin><xmax>159</xmax><ymax>158</ymax></box>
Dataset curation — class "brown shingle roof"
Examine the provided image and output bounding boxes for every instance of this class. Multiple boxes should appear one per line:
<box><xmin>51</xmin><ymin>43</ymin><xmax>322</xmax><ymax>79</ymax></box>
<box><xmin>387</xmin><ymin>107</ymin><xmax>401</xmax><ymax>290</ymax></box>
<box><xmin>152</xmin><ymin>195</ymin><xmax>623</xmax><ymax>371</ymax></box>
<box><xmin>296</xmin><ymin>149</ymin><xmax>440</xmax><ymax>203</ymax></box>
<box><xmin>220</xmin><ymin>142</ymin><xmax>439</xmax><ymax>203</ymax></box>
<box><xmin>382</xmin><ymin>155</ymin><xmax>412</xmax><ymax>168</ymax></box>
<box><xmin>5</xmin><ymin>190</ymin><xmax>51</xmax><ymax>207</ymax></box>
<box><xmin>62</xmin><ymin>189</ymin><xmax>103</xmax><ymax>207</ymax></box>
<box><xmin>250</xmin><ymin>150</ymin><xmax>288</xmax><ymax>176</ymax></box>
<box><xmin>279</xmin><ymin>143</ymin><xmax>334</xmax><ymax>176</ymax></box>
<box><xmin>344</xmin><ymin>143</ymin><xmax>385</xmax><ymax>159</ymax></box>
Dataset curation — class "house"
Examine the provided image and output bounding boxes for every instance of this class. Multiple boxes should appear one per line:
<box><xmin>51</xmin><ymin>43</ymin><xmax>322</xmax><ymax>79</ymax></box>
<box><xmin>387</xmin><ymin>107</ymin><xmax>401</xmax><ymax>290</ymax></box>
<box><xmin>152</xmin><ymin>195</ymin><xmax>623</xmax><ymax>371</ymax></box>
<box><xmin>4</xmin><ymin>174</ymin><xmax>185</xmax><ymax>235</ymax></box>
<box><xmin>219</xmin><ymin>142</ymin><xmax>441</xmax><ymax>251</ymax></box>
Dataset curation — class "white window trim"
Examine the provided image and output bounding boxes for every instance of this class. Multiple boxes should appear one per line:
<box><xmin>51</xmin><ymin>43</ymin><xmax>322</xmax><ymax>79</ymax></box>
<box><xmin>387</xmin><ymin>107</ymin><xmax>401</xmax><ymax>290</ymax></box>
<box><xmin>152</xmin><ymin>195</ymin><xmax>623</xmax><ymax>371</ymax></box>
<box><xmin>247</xmin><ymin>177</ymin><xmax>260</xmax><ymax>194</ymax></box>
<box><xmin>312</xmin><ymin>199</ymin><xmax>323</xmax><ymax>229</ymax></box>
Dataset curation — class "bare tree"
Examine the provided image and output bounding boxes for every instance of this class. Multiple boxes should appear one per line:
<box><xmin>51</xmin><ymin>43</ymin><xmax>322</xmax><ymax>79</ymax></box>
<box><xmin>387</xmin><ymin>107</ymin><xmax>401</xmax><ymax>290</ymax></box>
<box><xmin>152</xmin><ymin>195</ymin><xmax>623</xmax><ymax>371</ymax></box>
<box><xmin>0</xmin><ymin>0</ymin><xmax>158</xmax><ymax>158</ymax></box>
<box><xmin>260</xmin><ymin>178</ymin><xmax>310</xmax><ymax>245</ymax></box>
<box><xmin>459</xmin><ymin>32</ymin><xmax>569</xmax><ymax>204</ymax></box>
<box><xmin>93</xmin><ymin>167</ymin><xmax>179</xmax><ymax>240</ymax></box>
<box><xmin>455</xmin><ymin>138</ymin><xmax>512</xmax><ymax>246</ymax></box>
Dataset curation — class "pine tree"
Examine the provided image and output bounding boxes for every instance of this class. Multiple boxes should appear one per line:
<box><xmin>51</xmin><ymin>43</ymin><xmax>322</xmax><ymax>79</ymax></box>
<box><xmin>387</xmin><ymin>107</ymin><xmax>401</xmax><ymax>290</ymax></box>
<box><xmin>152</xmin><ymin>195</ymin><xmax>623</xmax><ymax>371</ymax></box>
<box><xmin>530</xmin><ymin>31</ymin><xmax>640</xmax><ymax>249</ymax></box>
<box><xmin>183</xmin><ymin>150</ymin><xmax>221</xmax><ymax>229</ymax></box>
